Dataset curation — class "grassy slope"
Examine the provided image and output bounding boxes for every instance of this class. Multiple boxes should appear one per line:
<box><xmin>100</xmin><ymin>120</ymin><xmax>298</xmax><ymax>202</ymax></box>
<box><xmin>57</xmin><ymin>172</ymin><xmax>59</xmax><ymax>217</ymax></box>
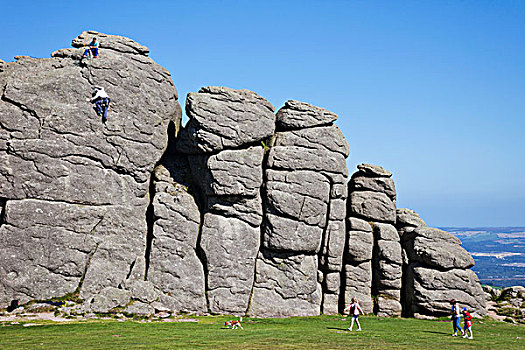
<box><xmin>0</xmin><ymin>315</ymin><xmax>523</xmax><ymax>350</ymax></box>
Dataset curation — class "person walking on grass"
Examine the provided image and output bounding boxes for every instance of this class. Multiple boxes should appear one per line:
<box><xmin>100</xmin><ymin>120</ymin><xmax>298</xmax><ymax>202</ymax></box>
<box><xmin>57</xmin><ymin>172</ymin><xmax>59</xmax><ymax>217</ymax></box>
<box><xmin>344</xmin><ymin>297</ymin><xmax>363</xmax><ymax>331</ymax></box>
<box><xmin>462</xmin><ymin>307</ymin><xmax>473</xmax><ymax>339</ymax></box>
<box><xmin>450</xmin><ymin>299</ymin><xmax>464</xmax><ymax>337</ymax></box>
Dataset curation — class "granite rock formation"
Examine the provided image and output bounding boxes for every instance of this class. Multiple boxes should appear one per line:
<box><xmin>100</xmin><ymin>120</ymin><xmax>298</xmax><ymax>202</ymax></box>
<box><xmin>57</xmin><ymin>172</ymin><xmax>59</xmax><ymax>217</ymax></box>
<box><xmin>0</xmin><ymin>31</ymin><xmax>486</xmax><ymax>319</ymax></box>
<box><xmin>345</xmin><ymin>164</ymin><xmax>402</xmax><ymax>316</ymax></box>
<box><xmin>249</xmin><ymin>100</ymin><xmax>349</xmax><ymax>317</ymax></box>
<box><xmin>0</xmin><ymin>31</ymin><xmax>180</xmax><ymax>312</ymax></box>
<box><xmin>396</xmin><ymin>209</ymin><xmax>486</xmax><ymax>317</ymax></box>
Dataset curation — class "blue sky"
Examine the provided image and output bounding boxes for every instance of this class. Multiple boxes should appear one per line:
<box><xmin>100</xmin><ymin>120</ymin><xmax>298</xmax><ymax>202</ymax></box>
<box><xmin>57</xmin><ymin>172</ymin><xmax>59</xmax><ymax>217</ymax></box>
<box><xmin>1</xmin><ymin>1</ymin><xmax>524</xmax><ymax>227</ymax></box>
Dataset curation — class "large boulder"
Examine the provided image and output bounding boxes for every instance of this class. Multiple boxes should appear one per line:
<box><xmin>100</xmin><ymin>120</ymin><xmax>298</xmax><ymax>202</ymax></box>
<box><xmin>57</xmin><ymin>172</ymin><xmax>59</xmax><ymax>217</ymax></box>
<box><xmin>188</xmin><ymin>146</ymin><xmax>264</xmax><ymax>197</ymax></box>
<box><xmin>0</xmin><ymin>31</ymin><xmax>180</xmax><ymax>308</ymax></box>
<box><xmin>406</xmin><ymin>264</ymin><xmax>486</xmax><ymax>317</ymax></box>
<box><xmin>343</xmin><ymin>261</ymin><xmax>373</xmax><ymax>314</ymax></box>
<box><xmin>200</xmin><ymin>213</ymin><xmax>260</xmax><ymax>315</ymax></box>
<box><xmin>405</xmin><ymin>227</ymin><xmax>474</xmax><ymax>269</ymax></box>
<box><xmin>276</xmin><ymin>100</ymin><xmax>338</xmax><ymax>130</ymax></box>
<box><xmin>349</xmin><ymin>191</ymin><xmax>396</xmax><ymax>223</ymax></box>
<box><xmin>248</xmin><ymin>251</ymin><xmax>321</xmax><ymax>317</ymax></box>
<box><xmin>176</xmin><ymin>86</ymin><xmax>275</xmax><ymax>154</ymax></box>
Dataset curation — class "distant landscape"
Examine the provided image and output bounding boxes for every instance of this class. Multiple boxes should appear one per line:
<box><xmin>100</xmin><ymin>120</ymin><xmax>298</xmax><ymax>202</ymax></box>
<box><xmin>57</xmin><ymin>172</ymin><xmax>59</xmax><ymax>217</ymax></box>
<box><xmin>440</xmin><ymin>227</ymin><xmax>525</xmax><ymax>288</ymax></box>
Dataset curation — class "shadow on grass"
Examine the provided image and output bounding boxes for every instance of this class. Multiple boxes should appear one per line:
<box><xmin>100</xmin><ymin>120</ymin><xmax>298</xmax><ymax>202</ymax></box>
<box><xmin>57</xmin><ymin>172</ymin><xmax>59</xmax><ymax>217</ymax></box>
<box><xmin>422</xmin><ymin>330</ymin><xmax>448</xmax><ymax>335</ymax></box>
<box><xmin>327</xmin><ymin>327</ymin><xmax>349</xmax><ymax>331</ymax></box>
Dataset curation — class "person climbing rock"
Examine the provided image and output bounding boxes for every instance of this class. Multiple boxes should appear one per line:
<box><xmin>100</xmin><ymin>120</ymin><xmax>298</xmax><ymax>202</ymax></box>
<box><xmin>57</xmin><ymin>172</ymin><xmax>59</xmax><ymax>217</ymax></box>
<box><xmin>87</xmin><ymin>86</ymin><xmax>111</xmax><ymax>123</ymax></box>
<box><xmin>83</xmin><ymin>37</ymin><xmax>99</xmax><ymax>59</ymax></box>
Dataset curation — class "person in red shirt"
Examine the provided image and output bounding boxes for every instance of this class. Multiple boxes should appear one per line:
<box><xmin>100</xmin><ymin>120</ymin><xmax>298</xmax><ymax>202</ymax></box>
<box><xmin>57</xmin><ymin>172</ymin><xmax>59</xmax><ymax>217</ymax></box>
<box><xmin>462</xmin><ymin>307</ymin><xmax>473</xmax><ymax>339</ymax></box>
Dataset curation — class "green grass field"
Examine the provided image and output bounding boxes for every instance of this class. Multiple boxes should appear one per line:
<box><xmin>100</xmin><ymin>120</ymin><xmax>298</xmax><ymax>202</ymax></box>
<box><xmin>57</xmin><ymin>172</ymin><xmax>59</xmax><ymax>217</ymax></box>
<box><xmin>1</xmin><ymin>315</ymin><xmax>523</xmax><ymax>349</ymax></box>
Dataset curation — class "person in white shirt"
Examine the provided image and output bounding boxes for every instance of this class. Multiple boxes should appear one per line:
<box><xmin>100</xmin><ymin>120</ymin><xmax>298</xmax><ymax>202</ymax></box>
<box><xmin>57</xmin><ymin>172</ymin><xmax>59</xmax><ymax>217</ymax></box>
<box><xmin>450</xmin><ymin>299</ymin><xmax>464</xmax><ymax>336</ymax></box>
<box><xmin>87</xmin><ymin>86</ymin><xmax>111</xmax><ymax>123</ymax></box>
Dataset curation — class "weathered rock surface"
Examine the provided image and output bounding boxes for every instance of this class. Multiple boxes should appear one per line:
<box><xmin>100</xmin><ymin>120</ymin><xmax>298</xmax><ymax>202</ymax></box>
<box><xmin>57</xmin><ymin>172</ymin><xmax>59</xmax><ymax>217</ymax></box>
<box><xmin>345</xmin><ymin>165</ymin><xmax>401</xmax><ymax>316</ymax></box>
<box><xmin>396</xmin><ymin>208</ymin><xmax>426</xmax><ymax>233</ymax></box>
<box><xmin>343</xmin><ymin>262</ymin><xmax>373</xmax><ymax>314</ymax></box>
<box><xmin>189</xmin><ymin>147</ymin><xmax>264</xmax><ymax>197</ymax></box>
<box><xmin>248</xmin><ymin>251</ymin><xmax>321</xmax><ymax>317</ymax></box>
<box><xmin>397</xmin><ymin>209</ymin><xmax>486</xmax><ymax>317</ymax></box>
<box><xmin>248</xmin><ymin>100</ymin><xmax>349</xmax><ymax>316</ymax></box>
<box><xmin>172</xmin><ymin>86</ymin><xmax>275</xmax><ymax>315</ymax></box>
<box><xmin>406</xmin><ymin>264</ymin><xmax>486</xmax><ymax>317</ymax></box>
<box><xmin>147</xmin><ymin>155</ymin><xmax>207</xmax><ymax>313</ymax></box>
<box><xmin>350</xmin><ymin>176</ymin><xmax>396</xmax><ymax>200</ymax></box>
<box><xmin>87</xmin><ymin>287</ymin><xmax>131</xmax><ymax>313</ymax></box>
<box><xmin>1</xmin><ymin>32</ymin><xmax>488</xmax><ymax>320</ymax></box>
<box><xmin>200</xmin><ymin>213</ymin><xmax>260</xmax><ymax>314</ymax></box>
<box><xmin>276</xmin><ymin>100</ymin><xmax>338</xmax><ymax>130</ymax></box>
<box><xmin>0</xmin><ymin>31</ymin><xmax>180</xmax><ymax>309</ymax></box>
<box><xmin>349</xmin><ymin>191</ymin><xmax>396</xmax><ymax>223</ymax></box>
<box><xmin>176</xmin><ymin>86</ymin><xmax>275</xmax><ymax>154</ymax></box>
<box><xmin>72</xmin><ymin>31</ymin><xmax>151</xmax><ymax>56</ymax></box>
<box><xmin>487</xmin><ymin>286</ymin><xmax>525</xmax><ymax>323</ymax></box>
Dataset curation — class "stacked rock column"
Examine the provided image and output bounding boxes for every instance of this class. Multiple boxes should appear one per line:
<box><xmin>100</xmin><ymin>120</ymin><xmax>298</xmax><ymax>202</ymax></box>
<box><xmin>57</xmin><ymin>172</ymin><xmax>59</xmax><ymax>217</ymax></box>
<box><xmin>345</xmin><ymin>164</ymin><xmax>401</xmax><ymax>316</ymax></box>
<box><xmin>172</xmin><ymin>87</ymin><xmax>275</xmax><ymax>315</ymax></box>
<box><xmin>248</xmin><ymin>100</ymin><xmax>349</xmax><ymax>317</ymax></box>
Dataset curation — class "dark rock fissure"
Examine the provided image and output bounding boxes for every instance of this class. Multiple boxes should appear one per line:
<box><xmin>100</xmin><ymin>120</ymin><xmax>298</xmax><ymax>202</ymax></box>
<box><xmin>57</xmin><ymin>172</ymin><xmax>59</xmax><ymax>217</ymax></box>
<box><xmin>400</xmin><ymin>260</ymin><xmax>410</xmax><ymax>317</ymax></box>
<box><xmin>183</xmin><ymin>148</ymin><xmax>212</xmax><ymax>313</ymax></box>
<box><xmin>1</xmin><ymin>88</ymin><xmax>39</xmax><ymax>121</ymax></box>
<box><xmin>0</xmin><ymin>197</ymin><xmax>6</xmax><ymax>226</ymax></box>
<box><xmin>318</xmin><ymin>177</ymin><xmax>334</xmax><ymax>314</ymax></box>
<box><xmin>125</xmin><ymin>259</ymin><xmax>137</xmax><ymax>281</ymax></box>
<box><xmin>78</xmin><ymin>242</ymin><xmax>100</xmax><ymax>294</ymax></box>
<box><xmin>371</xmin><ymin>225</ymin><xmax>380</xmax><ymax>314</ymax></box>
<box><xmin>339</xmin><ymin>201</ymin><xmax>351</xmax><ymax>313</ymax></box>
<box><xmin>144</xmin><ymin>120</ymin><xmax>178</xmax><ymax>280</ymax></box>
<box><xmin>195</xmin><ymin>209</ymin><xmax>211</xmax><ymax>313</ymax></box>
<box><xmin>144</xmin><ymin>175</ymin><xmax>156</xmax><ymax>280</ymax></box>
<box><xmin>178</xmin><ymin>138</ymin><xmax>271</xmax><ymax>159</ymax></box>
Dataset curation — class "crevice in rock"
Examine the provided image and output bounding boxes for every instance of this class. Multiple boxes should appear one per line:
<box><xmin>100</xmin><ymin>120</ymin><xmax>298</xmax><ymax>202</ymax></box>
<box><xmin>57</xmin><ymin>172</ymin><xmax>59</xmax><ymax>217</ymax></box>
<box><xmin>77</xmin><ymin>242</ymin><xmax>100</xmax><ymax>295</ymax></box>
<box><xmin>400</xmin><ymin>258</ymin><xmax>410</xmax><ymax>317</ymax></box>
<box><xmin>371</xmin><ymin>223</ymin><xmax>380</xmax><ymax>314</ymax></box>
<box><xmin>125</xmin><ymin>259</ymin><xmax>136</xmax><ymax>281</ymax></box>
<box><xmin>143</xmin><ymin>172</ymin><xmax>156</xmax><ymax>280</ymax></box>
<box><xmin>318</xmin><ymin>176</ymin><xmax>337</xmax><ymax>314</ymax></box>
<box><xmin>89</xmin><ymin>215</ymin><xmax>105</xmax><ymax>235</ymax></box>
<box><xmin>195</xmin><ymin>209</ymin><xmax>210</xmax><ymax>313</ymax></box>
<box><xmin>178</xmin><ymin>138</ymin><xmax>269</xmax><ymax>158</ymax></box>
<box><xmin>144</xmin><ymin>120</ymin><xmax>178</xmax><ymax>280</ymax></box>
<box><xmin>181</xmin><ymin>134</ymin><xmax>212</xmax><ymax>313</ymax></box>
<box><xmin>274</xmin><ymin>121</ymin><xmax>336</xmax><ymax>133</ymax></box>
<box><xmin>0</xmin><ymin>197</ymin><xmax>7</xmax><ymax>227</ymax></box>
<box><xmin>339</xmin><ymin>191</ymin><xmax>351</xmax><ymax>313</ymax></box>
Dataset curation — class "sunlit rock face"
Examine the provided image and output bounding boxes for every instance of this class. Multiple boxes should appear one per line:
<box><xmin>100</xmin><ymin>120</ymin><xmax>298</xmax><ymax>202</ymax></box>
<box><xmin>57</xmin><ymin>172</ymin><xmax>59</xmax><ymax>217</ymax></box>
<box><xmin>397</xmin><ymin>211</ymin><xmax>486</xmax><ymax>317</ymax></box>
<box><xmin>0</xmin><ymin>30</ymin><xmax>180</xmax><ymax>308</ymax></box>
<box><xmin>0</xmin><ymin>32</ymin><xmax>485</xmax><ymax>319</ymax></box>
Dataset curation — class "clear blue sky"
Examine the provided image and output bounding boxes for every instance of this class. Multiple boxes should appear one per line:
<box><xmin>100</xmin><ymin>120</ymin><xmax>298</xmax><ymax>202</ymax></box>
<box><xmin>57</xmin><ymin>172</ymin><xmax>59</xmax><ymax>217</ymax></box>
<box><xmin>1</xmin><ymin>1</ymin><xmax>524</xmax><ymax>227</ymax></box>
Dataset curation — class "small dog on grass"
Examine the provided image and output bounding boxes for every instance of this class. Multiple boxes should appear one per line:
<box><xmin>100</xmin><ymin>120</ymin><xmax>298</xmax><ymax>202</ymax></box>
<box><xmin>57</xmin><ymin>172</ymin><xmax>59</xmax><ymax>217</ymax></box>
<box><xmin>224</xmin><ymin>317</ymin><xmax>243</xmax><ymax>329</ymax></box>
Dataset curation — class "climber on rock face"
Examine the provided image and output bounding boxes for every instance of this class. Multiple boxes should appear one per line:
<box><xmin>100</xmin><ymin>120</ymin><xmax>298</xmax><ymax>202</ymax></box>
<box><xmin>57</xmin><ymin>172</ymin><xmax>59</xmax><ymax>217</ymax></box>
<box><xmin>83</xmin><ymin>37</ymin><xmax>99</xmax><ymax>58</ymax></box>
<box><xmin>87</xmin><ymin>86</ymin><xmax>111</xmax><ymax>123</ymax></box>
